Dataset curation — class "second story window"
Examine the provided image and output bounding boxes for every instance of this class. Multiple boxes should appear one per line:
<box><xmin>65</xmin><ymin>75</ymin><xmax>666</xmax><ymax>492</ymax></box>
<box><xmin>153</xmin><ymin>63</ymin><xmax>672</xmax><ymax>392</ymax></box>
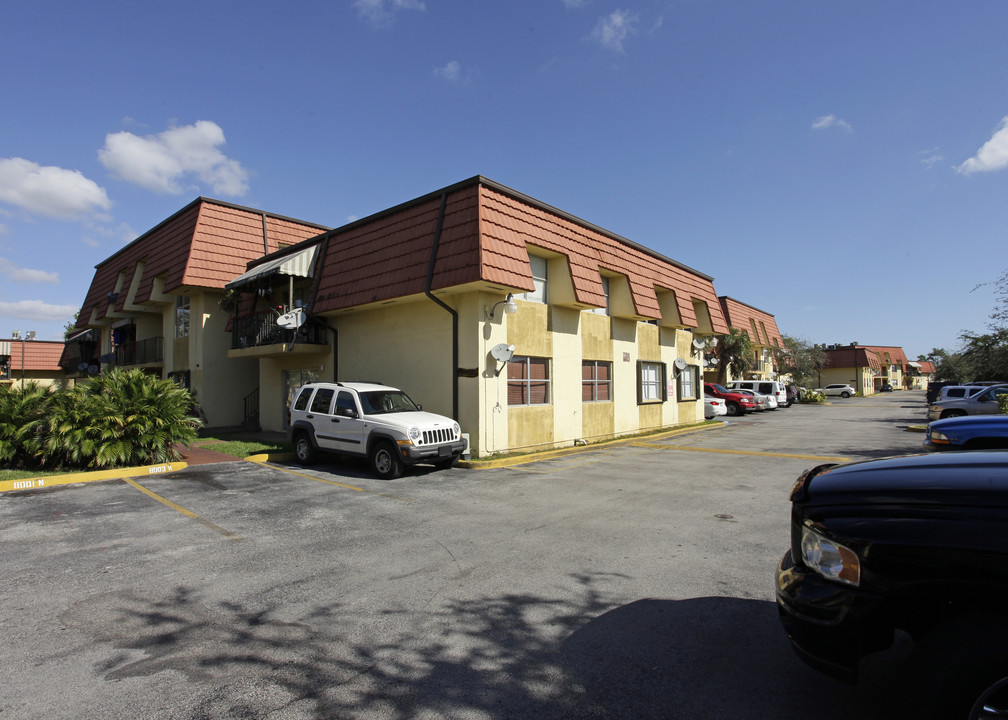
<box><xmin>175</xmin><ymin>295</ymin><xmax>190</xmax><ymax>338</ymax></box>
<box><xmin>523</xmin><ymin>254</ymin><xmax>548</xmax><ymax>304</ymax></box>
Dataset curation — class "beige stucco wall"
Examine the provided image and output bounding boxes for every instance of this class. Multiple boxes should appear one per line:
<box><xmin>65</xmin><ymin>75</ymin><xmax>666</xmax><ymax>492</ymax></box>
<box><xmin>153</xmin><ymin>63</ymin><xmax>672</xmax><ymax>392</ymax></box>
<box><xmin>581</xmin><ymin>311</ymin><xmax>615</xmax><ymax>440</ymax></box>
<box><xmin>196</xmin><ymin>292</ymin><xmax>260</xmax><ymax>428</ymax></box>
<box><xmin>335</xmin><ymin>299</ymin><xmax>456</xmax><ymax>419</ymax></box>
<box><xmin>817</xmin><ymin>367</ymin><xmax>875</xmax><ymax>395</ymax></box>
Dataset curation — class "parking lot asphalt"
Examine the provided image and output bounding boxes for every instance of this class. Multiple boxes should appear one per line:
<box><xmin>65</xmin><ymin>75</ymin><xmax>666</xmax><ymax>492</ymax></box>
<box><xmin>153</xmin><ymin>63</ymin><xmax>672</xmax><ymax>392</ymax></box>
<box><xmin>0</xmin><ymin>392</ymin><xmax>931</xmax><ymax>719</ymax></box>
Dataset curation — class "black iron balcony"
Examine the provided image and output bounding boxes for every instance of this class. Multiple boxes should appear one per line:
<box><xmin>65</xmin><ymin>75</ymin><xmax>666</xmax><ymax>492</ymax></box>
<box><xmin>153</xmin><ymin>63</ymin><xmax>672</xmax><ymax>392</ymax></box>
<box><xmin>115</xmin><ymin>336</ymin><xmax>164</xmax><ymax>366</ymax></box>
<box><xmin>232</xmin><ymin>312</ymin><xmax>327</xmax><ymax>350</ymax></box>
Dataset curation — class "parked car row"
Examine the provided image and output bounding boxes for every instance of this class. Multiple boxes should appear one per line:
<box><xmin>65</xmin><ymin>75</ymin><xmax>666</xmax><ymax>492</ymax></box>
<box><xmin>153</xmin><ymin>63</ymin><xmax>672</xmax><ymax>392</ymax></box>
<box><xmin>704</xmin><ymin>381</ymin><xmax>798</xmax><ymax>419</ymax></box>
<box><xmin>927</xmin><ymin>383</ymin><xmax>1008</xmax><ymax>421</ymax></box>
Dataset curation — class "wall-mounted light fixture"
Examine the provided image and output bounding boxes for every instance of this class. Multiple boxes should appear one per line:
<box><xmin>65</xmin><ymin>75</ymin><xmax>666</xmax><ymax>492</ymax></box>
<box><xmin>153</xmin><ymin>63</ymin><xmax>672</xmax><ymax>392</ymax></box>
<box><xmin>488</xmin><ymin>293</ymin><xmax>517</xmax><ymax>320</ymax></box>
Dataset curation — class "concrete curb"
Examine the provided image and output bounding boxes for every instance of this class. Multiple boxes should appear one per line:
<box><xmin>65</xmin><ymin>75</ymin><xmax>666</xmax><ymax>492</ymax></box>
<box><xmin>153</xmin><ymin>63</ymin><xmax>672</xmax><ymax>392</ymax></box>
<box><xmin>0</xmin><ymin>461</ymin><xmax>189</xmax><ymax>493</ymax></box>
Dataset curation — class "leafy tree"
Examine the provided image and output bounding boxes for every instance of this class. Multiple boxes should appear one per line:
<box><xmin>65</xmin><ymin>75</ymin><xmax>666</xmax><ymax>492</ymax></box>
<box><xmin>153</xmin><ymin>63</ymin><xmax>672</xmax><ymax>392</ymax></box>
<box><xmin>773</xmin><ymin>335</ymin><xmax>825</xmax><ymax>387</ymax></box>
<box><xmin>715</xmin><ymin>328</ymin><xmax>753</xmax><ymax>384</ymax></box>
<box><xmin>958</xmin><ymin>328</ymin><xmax>1008</xmax><ymax>382</ymax></box>
<box><xmin>63</xmin><ymin>311</ymin><xmax>80</xmax><ymax>339</ymax></box>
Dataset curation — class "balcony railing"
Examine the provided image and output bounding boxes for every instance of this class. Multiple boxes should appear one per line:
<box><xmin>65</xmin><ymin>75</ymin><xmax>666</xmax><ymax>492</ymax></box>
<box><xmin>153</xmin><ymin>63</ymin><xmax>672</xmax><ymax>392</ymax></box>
<box><xmin>115</xmin><ymin>336</ymin><xmax>164</xmax><ymax>366</ymax></box>
<box><xmin>232</xmin><ymin>312</ymin><xmax>327</xmax><ymax>350</ymax></box>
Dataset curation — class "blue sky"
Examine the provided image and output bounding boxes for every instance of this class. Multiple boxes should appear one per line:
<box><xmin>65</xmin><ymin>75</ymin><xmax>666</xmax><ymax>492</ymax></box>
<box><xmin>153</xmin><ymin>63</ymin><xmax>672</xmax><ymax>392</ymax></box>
<box><xmin>2</xmin><ymin>0</ymin><xmax>1007</xmax><ymax>360</ymax></box>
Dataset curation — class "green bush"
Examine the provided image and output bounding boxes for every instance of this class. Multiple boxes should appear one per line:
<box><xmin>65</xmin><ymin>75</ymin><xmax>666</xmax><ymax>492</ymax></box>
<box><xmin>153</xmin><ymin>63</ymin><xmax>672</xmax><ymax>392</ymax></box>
<box><xmin>1</xmin><ymin>369</ymin><xmax>202</xmax><ymax>471</ymax></box>
<box><xmin>1000</xmin><ymin>393</ymin><xmax>1008</xmax><ymax>415</ymax></box>
<box><xmin>0</xmin><ymin>382</ymin><xmax>53</xmax><ymax>468</ymax></box>
<box><xmin>801</xmin><ymin>389</ymin><xmax>827</xmax><ymax>403</ymax></box>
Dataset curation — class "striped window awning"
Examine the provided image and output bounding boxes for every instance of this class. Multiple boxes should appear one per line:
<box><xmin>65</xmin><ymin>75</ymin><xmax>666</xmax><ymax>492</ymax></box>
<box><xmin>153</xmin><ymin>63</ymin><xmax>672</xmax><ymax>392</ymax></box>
<box><xmin>226</xmin><ymin>244</ymin><xmax>319</xmax><ymax>291</ymax></box>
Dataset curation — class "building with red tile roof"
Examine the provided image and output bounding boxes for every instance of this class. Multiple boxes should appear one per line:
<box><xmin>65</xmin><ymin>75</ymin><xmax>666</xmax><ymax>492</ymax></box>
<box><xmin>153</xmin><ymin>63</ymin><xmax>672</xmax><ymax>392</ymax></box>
<box><xmin>0</xmin><ymin>338</ymin><xmax>66</xmax><ymax>388</ymax></box>
<box><xmin>717</xmin><ymin>296</ymin><xmax>785</xmax><ymax>381</ymax></box>
<box><xmin>67</xmin><ymin>176</ymin><xmax>764</xmax><ymax>457</ymax></box>
<box><xmin>859</xmin><ymin>345</ymin><xmax>910</xmax><ymax>389</ymax></box>
<box><xmin>66</xmin><ymin>198</ymin><xmax>329</xmax><ymax>427</ymax></box>
<box><xmin>816</xmin><ymin>342</ymin><xmax>914</xmax><ymax>394</ymax></box>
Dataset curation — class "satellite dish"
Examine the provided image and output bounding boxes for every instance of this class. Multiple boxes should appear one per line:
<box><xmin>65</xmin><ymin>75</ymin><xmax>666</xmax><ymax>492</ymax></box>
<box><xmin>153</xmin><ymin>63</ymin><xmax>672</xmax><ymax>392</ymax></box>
<box><xmin>708</xmin><ymin>337</ymin><xmax>719</xmax><ymax>348</ymax></box>
<box><xmin>674</xmin><ymin>357</ymin><xmax>688</xmax><ymax>371</ymax></box>
<box><xmin>77</xmin><ymin>362</ymin><xmax>89</xmax><ymax>372</ymax></box>
<box><xmin>692</xmin><ymin>338</ymin><xmax>706</xmax><ymax>350</ymax></box>
<box><xmin>87</xmin><ymin>365</ymin><xmax>100</xmax><ymax>376</ymax></box>
<box><xmin>99</xmin><ymin>353</ymin><xmax>115</xmax><ymax>364</ymax></box>
<box><xmin>491</xmin><ymin>343</ymin><xmax>515</xmax><ymax>363</ymax></box>
<box><xmin>277</xmin><ymin>308</ymin><xmax>306</xmax><ymax>330</ymax></box>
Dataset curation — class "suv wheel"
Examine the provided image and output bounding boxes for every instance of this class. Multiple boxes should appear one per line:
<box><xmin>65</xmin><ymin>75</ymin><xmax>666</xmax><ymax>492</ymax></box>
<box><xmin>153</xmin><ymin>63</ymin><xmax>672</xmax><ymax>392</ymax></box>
<box><xmin>840</xmin><ymin>391</ymin><xmax>851</xmax><ymax>398</ymax></box>
<box><xmin>941</xmin><ymin>409</ymin><xmax>967</xmax><ymax>419</ymax></box>
<box><xmin>293</xmin><ymin>431</ymin><xmax>316</xmax><ymax>465</ymax></box>
<box><xmin>370</xmin><ymin>441</ymin><xmax>403</xmax><ymax>480</ymax></box>
<box><xmin>725</xmin><ymin>401</ymin><xmax>741</xmax><ymax>416</ymax></box>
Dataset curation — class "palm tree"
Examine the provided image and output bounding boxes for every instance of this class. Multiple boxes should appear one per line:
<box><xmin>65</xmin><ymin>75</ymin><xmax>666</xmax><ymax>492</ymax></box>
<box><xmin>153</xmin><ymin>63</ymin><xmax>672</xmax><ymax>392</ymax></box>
<box><xmin>0</xmin><ymin>382</ymin><xmax>52</xmax><ymax>468</ymax></box>
<box><xmin>715</xmin><ymin>328</ymin><xmax>754</xmax><ymax>385</ymax></box>
<box><xmin>44</xmin><ymin>369</ymin><xmax>202</xmax><ymax>469</ymax></box>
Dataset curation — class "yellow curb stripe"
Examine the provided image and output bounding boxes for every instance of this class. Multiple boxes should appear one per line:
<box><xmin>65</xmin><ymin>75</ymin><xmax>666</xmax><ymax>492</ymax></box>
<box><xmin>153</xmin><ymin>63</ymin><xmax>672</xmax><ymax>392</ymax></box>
<box><xmin>122</xmin><ymin>477</ymin><xmax>243</xmax><ymax>540</ymax></box>
<box><xmin>250</xmin><ymin>461</ymin><xmax>413</xmax><ymax>502</ymax></box>
<box><xmin>0</xmin><ymin>462</ymin><xmax>187</xmax><ymax>494</ymax></box>
<box><xmin>459</xmin><ymin>422</ymin><xmax>726</xmax><ymax>469</ymax></box>
<box><xmin>636</xmin><ymin>443</ymin><xmax>849</xmax><ymax>463</ymax></box>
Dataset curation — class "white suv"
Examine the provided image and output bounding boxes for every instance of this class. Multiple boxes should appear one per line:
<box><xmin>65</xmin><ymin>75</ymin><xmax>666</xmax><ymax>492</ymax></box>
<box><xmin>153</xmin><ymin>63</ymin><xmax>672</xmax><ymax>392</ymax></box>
<box><xmin>816</xmin><ymin>384</ymin><xmax>856</xmax><ymax>398</ymax></box>
<box><xmin>289</xmin><ymin>381</ymin><xmax>466</xmax><ymax>479</ymax></box>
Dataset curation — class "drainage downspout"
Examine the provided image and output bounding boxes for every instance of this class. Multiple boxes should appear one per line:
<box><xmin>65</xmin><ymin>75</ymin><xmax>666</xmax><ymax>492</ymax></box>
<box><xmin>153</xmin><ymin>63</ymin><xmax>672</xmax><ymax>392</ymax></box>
<box><xmin>425</xmin><ymin>192</ymin><xmax>459</xmax><ymax>420</ymax></box>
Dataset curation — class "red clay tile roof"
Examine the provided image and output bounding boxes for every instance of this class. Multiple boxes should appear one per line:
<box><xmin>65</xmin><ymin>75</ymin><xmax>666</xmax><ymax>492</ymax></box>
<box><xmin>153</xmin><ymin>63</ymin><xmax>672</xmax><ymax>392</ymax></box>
<box><xmin>822</xmin><ymin>346</ymin><xmax>881</xmax><ymax>371</ymax></box>
<box><xmin>2</xmin><ymin>339</ymin><xmax>65</xmax><ymax>372</ymax></box>
<box><xmin>718</xmin><ymin>296</ymin><xmax>784</xmax><ymax>348</ymax></box>
<box><xmin>916</xmin><ymin>360</ymin><xmax>936</xmax><ymax>373</ymax></box>
<box><xmin>311</xmin><ymin>176</ymin><xmax>728</xmax><ymax>332</ymax></box>
<box><xmin>860</xmin><ymin>345</ymin><xmax>909</xmax><ymax>371</ymax></box>
<box><xmin>76</xmin><ymin>199</ymin><xmax>328</xmax><ymax>328</ymax></box>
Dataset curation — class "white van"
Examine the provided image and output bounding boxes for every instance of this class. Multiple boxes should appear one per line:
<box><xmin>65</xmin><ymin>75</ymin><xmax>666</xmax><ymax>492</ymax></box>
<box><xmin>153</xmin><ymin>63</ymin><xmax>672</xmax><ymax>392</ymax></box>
<box><xmin>726</xmin><ymin>380</ymin><xmax>788</xmax><ymax>408</ymax></box>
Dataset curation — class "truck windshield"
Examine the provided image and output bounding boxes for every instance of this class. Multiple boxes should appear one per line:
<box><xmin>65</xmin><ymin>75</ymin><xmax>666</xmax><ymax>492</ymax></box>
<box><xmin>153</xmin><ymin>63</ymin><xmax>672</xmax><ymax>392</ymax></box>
<box><xmin>360</xmin><ymin>391</ymin><xmax>420</xmax><ymax>415</ymax></box>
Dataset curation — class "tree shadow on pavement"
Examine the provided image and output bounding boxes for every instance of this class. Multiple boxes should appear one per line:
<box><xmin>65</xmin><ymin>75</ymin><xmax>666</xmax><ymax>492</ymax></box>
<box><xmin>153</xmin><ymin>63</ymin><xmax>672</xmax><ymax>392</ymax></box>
<box><xmin>60</xmin><ymin>578</ymin><xmax>911</xmax><ymax>719</ymax></box>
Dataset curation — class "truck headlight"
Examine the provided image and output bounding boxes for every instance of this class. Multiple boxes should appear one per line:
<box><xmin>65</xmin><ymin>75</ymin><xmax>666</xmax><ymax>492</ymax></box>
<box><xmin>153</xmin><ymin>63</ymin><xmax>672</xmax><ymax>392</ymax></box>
<box><xmin>800</xmin><ymin>525</ymin><xmax>860</xmax><ymax>586</ymax></box>
<box><xmin>453</xmin><ymin>422</ymin><xmax>460</xmax><ymax>437</ymax></box>
<box><xmin>408</xmin><ymin>427</ymin><xmax>420</xmax><ymax>442</ymax></box>
<box><xmin>928</xmin><ymin>430</ymin><xmax>950</xmax><ymax>444</ymax></box>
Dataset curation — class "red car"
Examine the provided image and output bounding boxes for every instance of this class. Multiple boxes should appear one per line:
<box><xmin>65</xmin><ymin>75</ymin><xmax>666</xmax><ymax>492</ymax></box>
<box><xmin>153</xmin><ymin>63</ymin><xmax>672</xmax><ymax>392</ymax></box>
<box><xmin>704</xmin><ymin>382</ymin><xmax>757</xmax><ymax>416</ymax></box>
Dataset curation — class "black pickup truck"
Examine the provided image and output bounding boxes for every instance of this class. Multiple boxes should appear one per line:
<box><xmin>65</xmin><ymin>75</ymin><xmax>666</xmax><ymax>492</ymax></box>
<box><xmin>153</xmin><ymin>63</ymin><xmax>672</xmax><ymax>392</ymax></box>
<box><xmin>775</xmin><ymin>451</ymin><xmax>1008</xmax><ymax>719</ymax></box>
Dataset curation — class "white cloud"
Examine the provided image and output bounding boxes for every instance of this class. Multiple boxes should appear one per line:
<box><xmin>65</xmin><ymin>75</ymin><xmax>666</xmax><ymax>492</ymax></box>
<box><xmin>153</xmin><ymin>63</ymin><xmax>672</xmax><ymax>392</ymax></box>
<box><xmin>0</xmin><ymin>158</ymin><xmax>111</xmax><ymax>219</ymax></box>
<box><xmin>0</xmin><ymin>257</ymin><xmax>59</xmax><ymax>284</ymax></box>
<box><xmin>434</xmin><ymin>61</ymin><xmax>462</xmax><ymax>82</ymax></box>
<box><xmin>591</xmin><ymin>10</ymin><xmax>639</xmax><ymax>53</ymax></box>
<box><xmin>98</xmin><ymin>120</ymin><xmax>249</xmax><ymax>196</ymax></box>
<box><xmin>0</xmin><ymin>299</ymin><xmax>79</xmax><ymax>322</ymax></box>
<box><xmin>917</xmin><ymin>147</ymin><xmax>944</xmax><ymax>169</ymax></box>
<box><xmin>354</xmin><ymin>0</ymin><xmax>425</xmax><ymax>26</ymax></box>
<box><xmin>957</xmin><ymin>116</ymin><xmax>1008</xmax><ymax>175</ymax></box>
<box><xmin>812</xmin><ymin>114</ymin><xmax>852</xmax><ymax>133</ymax></box>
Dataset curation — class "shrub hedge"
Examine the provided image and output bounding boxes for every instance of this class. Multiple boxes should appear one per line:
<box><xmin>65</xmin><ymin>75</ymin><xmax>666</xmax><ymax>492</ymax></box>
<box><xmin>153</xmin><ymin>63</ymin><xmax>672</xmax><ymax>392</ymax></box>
<box><xmin>0</xmin><ymin>368</ymin><xmax>201</xmax><ymax>471</ymax></box>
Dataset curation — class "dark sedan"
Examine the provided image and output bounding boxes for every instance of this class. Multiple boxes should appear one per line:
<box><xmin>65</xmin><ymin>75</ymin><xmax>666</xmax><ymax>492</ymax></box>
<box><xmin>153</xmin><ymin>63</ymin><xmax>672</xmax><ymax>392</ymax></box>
<box><xmin>924</xmin><ymin>414</ymin><xmax>1008</xmax><ymax>450</ymax></box>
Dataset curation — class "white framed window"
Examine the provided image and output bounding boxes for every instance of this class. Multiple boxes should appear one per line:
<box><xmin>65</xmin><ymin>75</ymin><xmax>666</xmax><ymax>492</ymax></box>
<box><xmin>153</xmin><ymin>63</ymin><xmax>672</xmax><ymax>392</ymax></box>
<box><xmin>677</xmin><ymin>365</ymin><xmax>697</xmax><ymax>401</ymax></box>
<box><xmin>175</xmin><ymin>295</ymin><xmax>190</xmax><ymax>339</ymax></box>
<box><xmin>523</xmin><ymin>254</ymin><xmax>548</xmax><ymax>304</ymax></box>
<box><xmin>637</xmin><ymin>361</ymin><xmax>666</xmax><ymax>404</ymax></box>
<box><xmin>507</xmin><ymin>356</ymin><xmax>550</xmax><ymax>406</ymax></box>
